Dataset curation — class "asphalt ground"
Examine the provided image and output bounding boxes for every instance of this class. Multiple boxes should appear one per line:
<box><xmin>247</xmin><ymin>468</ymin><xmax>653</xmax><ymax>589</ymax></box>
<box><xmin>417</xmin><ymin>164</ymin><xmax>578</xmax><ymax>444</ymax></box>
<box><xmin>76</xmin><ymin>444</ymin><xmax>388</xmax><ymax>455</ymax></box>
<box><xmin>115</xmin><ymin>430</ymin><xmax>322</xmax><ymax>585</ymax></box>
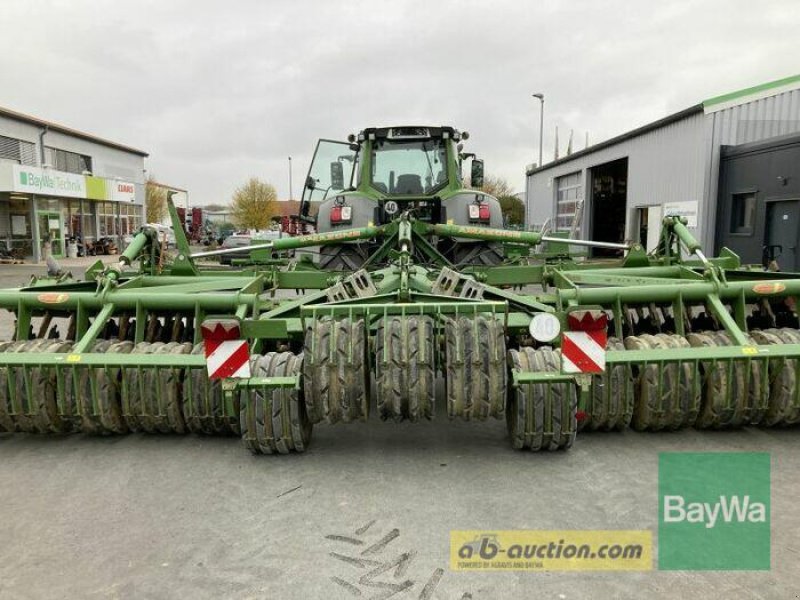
<box><xmin>0</xmin><ymin>262</ymin><xmax>797</xmax><ymax>599</ymax></box>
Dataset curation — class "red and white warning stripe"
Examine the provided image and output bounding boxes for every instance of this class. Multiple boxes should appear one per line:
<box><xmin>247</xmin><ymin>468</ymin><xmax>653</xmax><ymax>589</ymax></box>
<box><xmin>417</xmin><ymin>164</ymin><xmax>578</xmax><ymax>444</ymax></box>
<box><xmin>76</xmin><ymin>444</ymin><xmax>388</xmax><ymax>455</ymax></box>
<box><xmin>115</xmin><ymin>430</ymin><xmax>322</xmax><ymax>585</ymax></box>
<box><xmin>562</xmin><ymin>330</ymin><xmax>606</xmax><ymax>373</ymax></box>
<box><xmin>562</xmin><ymin>310</ymin><xmax>608</xmax><ymax>374</ymax></box>
<box><xmin>201</xmin><ymin>319</ymin><xmax>251</xmax><ymax>379</ymax></box>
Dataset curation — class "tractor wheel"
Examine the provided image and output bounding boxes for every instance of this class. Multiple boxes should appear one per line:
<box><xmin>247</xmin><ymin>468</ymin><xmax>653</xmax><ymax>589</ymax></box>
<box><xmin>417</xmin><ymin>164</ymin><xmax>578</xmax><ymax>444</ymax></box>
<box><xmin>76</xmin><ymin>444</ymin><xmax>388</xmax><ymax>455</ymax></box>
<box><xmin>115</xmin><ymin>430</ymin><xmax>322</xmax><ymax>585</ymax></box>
<box><xmin>445</xmin><ymin>315</ymin><xmax>506</xmax><ymax>421</ymax></box>
<box><xmin>507</xmin><ymin>346</ymin><xmax>577</xmax><ymax>451</ymax></box>
<box><xmin>303</xmin><ymin>317</ymin><xmax>368</xmax><ymax>424</ymax></box>
<box><xmin>318</xmin><ymin>245</ymin><xmax>368</xmax><ymax>271</ymax></box>
<box><xmin>240</xmin><ymin>352</ymin><xmax>311</xmax><ymax>454</ymax></box>
<box><xmin>375</xmin><ymin>315</ymin><xmax>436</xmax><ymax>422</ymax></box>
<box><xmin>582</xmin><ymin>338</ymin><xmax>633</xmax><ymax>431</ymax></box>
<box><xmin>451</xmin><ymin>242</ymin><xmax>504</xmax><ymax>267</ymax></box>
<box><xmin>183</xmin><ymin>343</ymin><xmax>240</xmax><ymax>435</ymax></box>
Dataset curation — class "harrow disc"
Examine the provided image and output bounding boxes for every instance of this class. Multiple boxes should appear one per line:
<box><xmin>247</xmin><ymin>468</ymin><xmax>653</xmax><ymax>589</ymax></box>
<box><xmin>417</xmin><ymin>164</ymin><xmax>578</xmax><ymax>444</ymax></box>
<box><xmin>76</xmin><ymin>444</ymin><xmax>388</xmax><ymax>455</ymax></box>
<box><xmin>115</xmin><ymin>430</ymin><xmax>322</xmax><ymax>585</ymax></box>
<box><xmin>0</xmin><ymin>341</ymin><xmax>21</xmax><ymax>432</ymax></box>
<box><xmin>123</xmin><ymin>341</ymin><xmax>191</xmax><ymax>433</ymax></box>
<box><xmin>27</xmin><ymin>340</ymin><xmax>74</xmax><ymax>433</ymax></box>
<box><xmin>507</xmin><ymin>346</ymin><xmax>577</xmax><ymax>451</ymax></box>
<box><xmin>241</xmin><ymin>352</ymin><xmax>311</xmax><ymax>454</ymax></box>
<box><xmin>73</xmin><ymin>339</ymin><xmax>114</xmax><ymax>434</ymax></box>
<box><xmin>582</xmin><ymin>338</ymin><xmax>634</xmax><ymax>431</ymax></box>
<box><xmin>89</xmin><ymin>341</ymin><xmax>133</xmax><ymax>434</ymax></box>
<box><xmin>375</xmin><ymin>315</ymin><xmax>435</xmax><ymax>422</ymax></box>
<box><xmin>445</xmin><ymin>315</ymin><xmax>507</xmax><ymax>421</ymax></box>
<box><xmin>182</xmin><ymin>343</ymin><xmax>240</xmax><ymax>435</ymax></box>
<box><xmin>750</xmin><ymin>328</ymin><xmax>800</xmax><ymax>426</ymax></box>
<box><xmin>770</xmin><ymin>328</ymin><xmax>800</xmax><ymax>425</ymax></box>
<box><xmin>122</xmin><ymin>342</ymin><xmax>157</xmax><ymax>432</ymax></box>
<box><xmin>688</xmin><ymin>331</ymin><xmax>765</xmax><ymax>428</ymax></box>
<box><xmin>624</xmin><ymin>333</ymin><xmax>700</xmax><ymax>431</ymax></box>
<box><xmin>11</xmin><ymin>339</ymin><xmax>59</xmax><ymax>433</ymax></box>
<box><xmin>303</xmin><ymin>317</ymin><xmax>368</xmax><ymax>424</ymax></box>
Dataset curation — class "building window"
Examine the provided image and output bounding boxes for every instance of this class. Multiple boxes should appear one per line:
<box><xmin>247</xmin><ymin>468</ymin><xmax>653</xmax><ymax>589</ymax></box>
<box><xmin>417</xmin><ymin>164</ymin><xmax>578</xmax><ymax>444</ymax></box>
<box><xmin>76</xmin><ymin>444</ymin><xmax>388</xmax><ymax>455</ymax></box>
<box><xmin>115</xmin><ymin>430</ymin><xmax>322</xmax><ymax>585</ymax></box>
<box><xmin>555</xmin><ymin>171</ymin><xmax>583</xmax><ymax>230</ymax></box>
<box><xmin>43</xmin><ymin>146</ymin><xmax>92</xmax><ymax>174</ymax></box>
<box><xmin>8</xmin><ymin>196</ymin><xmax>33</xmax><ymax>257</ymax></box>
<box><xmin>731</xmin><ymin>192</ymin><xmax>756</xmax><ymax>234</ymax></box>
<box><xmin>0</xmin><ymin>135</ymin><xmax>36</xmax><ymax>166</ymax></box>
<box><xmin>97</xmin><ymin>201</ymin><xmax>118</xmax><ymax>237</ymax></box>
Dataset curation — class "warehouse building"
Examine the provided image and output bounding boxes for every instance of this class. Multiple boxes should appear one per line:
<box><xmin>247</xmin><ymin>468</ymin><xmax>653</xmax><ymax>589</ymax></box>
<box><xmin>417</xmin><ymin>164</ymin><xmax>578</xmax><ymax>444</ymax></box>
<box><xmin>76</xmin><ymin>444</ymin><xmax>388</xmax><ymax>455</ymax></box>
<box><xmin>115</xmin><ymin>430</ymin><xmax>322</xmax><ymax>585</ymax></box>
<box><xmin>0</xmin><ymin>106</ymin><xmax>147</xmax><ymax>261</ymax></box>
<box><xmin>526</xmin><ymin>74</ymin><xmax>800</xmax><ymax>267</ymax></box>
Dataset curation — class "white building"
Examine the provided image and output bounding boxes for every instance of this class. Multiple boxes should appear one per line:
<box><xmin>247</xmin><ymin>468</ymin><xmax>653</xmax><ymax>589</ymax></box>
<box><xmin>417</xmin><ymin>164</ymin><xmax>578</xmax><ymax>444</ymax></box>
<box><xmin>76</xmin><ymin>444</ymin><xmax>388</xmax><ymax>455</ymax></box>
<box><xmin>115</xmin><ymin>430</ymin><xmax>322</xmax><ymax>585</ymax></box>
<box><xmin>526</xmin><ymin>74</ymin><xmax>800</xmax><ymax>260</ymax></box>
<box><xmin>0</xmin><ymin>106</ymin><xmax>148</xmax><ymax>261</ymax></box>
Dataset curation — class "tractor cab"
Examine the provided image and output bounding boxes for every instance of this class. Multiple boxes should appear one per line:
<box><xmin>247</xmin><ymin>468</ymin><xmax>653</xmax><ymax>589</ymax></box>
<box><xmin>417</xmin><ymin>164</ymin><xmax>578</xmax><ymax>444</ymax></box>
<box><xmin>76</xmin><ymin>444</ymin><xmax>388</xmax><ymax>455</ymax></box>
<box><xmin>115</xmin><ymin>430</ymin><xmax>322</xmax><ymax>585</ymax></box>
<box><xmin>300</xmin><ymin>126</ymin><xmax>502</xmax><ymax>269</ymax></box>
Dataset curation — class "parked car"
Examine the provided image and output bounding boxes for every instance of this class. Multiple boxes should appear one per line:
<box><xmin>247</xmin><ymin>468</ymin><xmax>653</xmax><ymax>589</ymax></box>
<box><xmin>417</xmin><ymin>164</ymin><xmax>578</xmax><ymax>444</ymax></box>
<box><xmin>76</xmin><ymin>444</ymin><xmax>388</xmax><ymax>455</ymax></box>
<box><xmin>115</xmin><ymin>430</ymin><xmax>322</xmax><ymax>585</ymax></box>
<box><xmin>219</xmin><ymin>230</ymin><xmax>282</xmax><ymax>265</ymax></box>
<box><xmin>219</xmin><ymin>233</ymin><xmax>253</xmax><ymax>265</ymax></box>
<box><xmin>145</xmin><ymin>223</ymin><xmax>177</xmax><ymax>248</ymax></box>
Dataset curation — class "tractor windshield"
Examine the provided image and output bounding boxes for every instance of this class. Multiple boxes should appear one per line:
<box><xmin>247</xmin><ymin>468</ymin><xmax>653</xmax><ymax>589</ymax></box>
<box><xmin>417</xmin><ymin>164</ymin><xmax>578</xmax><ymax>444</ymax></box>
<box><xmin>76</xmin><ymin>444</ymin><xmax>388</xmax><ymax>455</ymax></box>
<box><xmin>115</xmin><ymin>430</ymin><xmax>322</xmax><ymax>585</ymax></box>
<box><xmin>302</xmin><ymin>139</ymin><xmax>357</xmax><ymax>205</ymax></box>
<box><xmin>370</xmin><ymin>139</ymin><xmax>448</xmax><ymax>195</ymax></box>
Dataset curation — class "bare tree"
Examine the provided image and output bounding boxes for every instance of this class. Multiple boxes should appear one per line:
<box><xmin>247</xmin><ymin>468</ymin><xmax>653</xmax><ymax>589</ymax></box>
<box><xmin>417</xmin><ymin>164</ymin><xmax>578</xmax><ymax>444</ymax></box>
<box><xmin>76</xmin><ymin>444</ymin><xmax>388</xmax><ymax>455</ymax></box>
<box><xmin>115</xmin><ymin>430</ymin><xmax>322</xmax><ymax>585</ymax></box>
<box><xmin>145</xmin><ymin>176</ymin><xmax>167</xmax><ymax>224</ymax></box>
<box><xmin>471</xmin><ymin>174</ymin><xmax>515</xmax><ymax>199</ymax></box>
<box><xmin>231</xmin><ymin>178</ymin><xmax>277</xmax><ymax>230</ymax></box>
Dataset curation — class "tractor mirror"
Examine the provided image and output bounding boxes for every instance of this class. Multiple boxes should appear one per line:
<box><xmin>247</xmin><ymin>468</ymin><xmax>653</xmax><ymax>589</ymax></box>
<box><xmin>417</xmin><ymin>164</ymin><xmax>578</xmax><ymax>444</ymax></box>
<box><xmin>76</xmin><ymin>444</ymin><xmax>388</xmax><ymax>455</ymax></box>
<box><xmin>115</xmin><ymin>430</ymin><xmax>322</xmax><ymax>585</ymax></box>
<box><xmin>305</xmin><ymin>175</ymin><xmax>316</xmax><ymax>190</ymax></box>
<box><xmin>330</xmin><ymin>162</ymin><xmax>344</xmax><ymax>190</ymax></box>
<box><xmin>470</xmin><ymin>158</ymin><xmax>484</xmax><ymax>188</ymax></box>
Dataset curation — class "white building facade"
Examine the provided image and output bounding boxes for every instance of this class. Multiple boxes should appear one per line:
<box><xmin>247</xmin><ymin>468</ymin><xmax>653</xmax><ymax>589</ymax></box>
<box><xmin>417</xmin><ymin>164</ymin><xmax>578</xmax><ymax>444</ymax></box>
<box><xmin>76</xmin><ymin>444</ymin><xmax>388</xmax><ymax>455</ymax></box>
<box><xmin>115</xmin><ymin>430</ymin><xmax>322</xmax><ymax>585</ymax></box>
<box><xmin>526</xmin><ymin>75</ymin><xmax>800</xmax><ymax>255</ymax></box>
<box><xmin>0</xmin><ymin>106</ymin><xmax>148</xmax><ymax>261</ymax></box>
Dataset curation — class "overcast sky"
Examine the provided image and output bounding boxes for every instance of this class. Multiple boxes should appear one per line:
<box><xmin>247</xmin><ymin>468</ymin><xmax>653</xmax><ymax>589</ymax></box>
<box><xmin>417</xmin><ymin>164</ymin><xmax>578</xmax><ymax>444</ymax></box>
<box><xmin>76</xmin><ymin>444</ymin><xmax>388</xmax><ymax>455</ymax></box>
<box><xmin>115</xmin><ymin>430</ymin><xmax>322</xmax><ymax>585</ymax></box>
<box><xmin>1</xmin><ymin>0</ymin><xmax>798</xmax><ymax>205</ymax></box>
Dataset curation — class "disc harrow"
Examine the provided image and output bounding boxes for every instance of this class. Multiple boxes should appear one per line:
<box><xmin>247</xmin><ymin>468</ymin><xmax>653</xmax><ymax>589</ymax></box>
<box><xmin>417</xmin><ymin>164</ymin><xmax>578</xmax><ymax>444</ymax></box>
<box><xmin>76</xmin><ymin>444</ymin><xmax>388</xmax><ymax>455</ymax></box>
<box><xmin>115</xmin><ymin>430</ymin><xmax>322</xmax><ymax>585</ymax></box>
<box><xmin>0</xmin><ymin>129</ymin><xmax>799</xmax><ymax>458</ymax></box>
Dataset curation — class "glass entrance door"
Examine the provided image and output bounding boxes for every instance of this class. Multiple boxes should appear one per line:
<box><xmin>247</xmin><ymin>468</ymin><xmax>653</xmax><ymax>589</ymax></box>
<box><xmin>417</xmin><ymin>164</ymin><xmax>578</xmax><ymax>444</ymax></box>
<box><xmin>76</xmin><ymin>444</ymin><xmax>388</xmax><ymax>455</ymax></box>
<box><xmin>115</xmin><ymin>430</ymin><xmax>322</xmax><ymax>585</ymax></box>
<box><xmin>39</xmin><ymin>212</ymin><xmax>64</xmax><ymax>257</ymax></box>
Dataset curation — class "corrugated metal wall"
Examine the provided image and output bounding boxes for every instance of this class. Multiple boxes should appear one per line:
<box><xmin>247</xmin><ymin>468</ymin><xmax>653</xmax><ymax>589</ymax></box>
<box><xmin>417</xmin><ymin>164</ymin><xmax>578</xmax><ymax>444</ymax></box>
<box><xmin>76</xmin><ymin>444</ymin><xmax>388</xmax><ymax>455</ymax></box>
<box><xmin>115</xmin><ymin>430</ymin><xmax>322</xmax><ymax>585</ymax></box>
<box><xmin>701</xmin><ymin>89</ymin><xmax>800</xmax><ymax>249</ymax></box>
<box><xmin>528</xmin><ymin>87</ymin><xmax>800</xmax><ymax>252</ymax></box>
<box><xmin>526</xmin><ymin>111</ymin><xmax>706</xmax><ymax>240</ymax></box>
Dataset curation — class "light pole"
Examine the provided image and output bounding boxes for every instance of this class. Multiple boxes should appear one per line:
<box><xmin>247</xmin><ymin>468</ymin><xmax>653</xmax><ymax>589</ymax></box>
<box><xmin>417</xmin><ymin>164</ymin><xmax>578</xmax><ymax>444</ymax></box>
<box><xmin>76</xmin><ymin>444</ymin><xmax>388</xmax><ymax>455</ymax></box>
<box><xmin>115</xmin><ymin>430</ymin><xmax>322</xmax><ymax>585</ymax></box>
<box><xmin>288</xmin><ymin>156</ymin><xmax>293</xmax><ymax>200</ymax></box>
<box><xmin>532</xmin><ymin>93</ymin><xmax>544</xmax><ymax>168</ymax></box>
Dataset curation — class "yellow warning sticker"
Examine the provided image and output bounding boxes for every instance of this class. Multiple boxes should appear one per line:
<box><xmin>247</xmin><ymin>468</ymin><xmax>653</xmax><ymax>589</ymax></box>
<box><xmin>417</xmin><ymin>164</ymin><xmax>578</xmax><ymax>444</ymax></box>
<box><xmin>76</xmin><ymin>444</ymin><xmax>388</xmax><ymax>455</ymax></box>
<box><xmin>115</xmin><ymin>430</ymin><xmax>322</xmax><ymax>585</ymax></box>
<box><xmin>741</xmin><ymin>347</ymin><xmax>758</xmax><ymax>355</ymax></box>
<box><xmin>66</xmin><ymin>354</ymin><xmax>81</xmax><ymax>363</ymax></box>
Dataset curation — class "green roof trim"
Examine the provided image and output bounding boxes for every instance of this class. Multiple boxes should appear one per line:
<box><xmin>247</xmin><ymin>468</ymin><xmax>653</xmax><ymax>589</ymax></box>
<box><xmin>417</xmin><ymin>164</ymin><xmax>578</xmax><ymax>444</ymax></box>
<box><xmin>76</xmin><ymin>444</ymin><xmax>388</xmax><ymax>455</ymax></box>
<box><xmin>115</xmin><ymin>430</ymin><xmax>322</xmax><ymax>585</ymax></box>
<box><xmin>703</xmin><ymin>73</ymin><xmax>800</xmax><ymax>107</ymax></box>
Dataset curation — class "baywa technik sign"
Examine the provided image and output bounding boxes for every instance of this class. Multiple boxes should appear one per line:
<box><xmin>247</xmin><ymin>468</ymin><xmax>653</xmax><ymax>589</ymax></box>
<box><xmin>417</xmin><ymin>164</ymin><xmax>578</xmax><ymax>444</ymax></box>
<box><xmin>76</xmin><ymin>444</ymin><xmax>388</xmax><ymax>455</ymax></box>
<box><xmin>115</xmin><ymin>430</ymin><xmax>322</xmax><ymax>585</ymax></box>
<box><xmin>5</xmin><ymin>164</ymin><xmax>135</xmax><ymax>202</ymax></box>
<box><xmin>14</xmin><ymin>164</ymin><xmax>85</xmax><ymax>198</ymax></box>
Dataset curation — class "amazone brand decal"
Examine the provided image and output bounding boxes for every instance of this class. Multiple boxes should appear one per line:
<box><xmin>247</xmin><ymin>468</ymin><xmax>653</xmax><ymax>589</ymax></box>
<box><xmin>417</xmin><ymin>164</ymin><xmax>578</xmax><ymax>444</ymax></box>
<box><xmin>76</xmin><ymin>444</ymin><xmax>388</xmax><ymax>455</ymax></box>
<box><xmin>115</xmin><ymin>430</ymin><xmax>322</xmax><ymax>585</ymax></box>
<box><xmin>37</xmin><ymin>292</ymin><xmax>70</xmax><ymax>304</ymax></box>
<box><xmin>752</xmin><ymin>282</ymin><xmax>786</xmax><ymax>294</ymax></box>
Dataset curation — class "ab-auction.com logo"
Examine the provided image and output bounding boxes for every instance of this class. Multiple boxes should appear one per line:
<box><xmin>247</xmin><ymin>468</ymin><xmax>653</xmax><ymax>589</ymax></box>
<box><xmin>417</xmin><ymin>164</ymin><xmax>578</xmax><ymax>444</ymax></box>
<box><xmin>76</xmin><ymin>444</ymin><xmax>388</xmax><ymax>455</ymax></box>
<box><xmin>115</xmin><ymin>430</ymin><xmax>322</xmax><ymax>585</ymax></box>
<box><xmin>450</xmin><ymin>530</ymin><xmax>652</xmax><ymax>571</ymax></box>
<box><xmin>658</xmin><ymin>452</ymin><xmax>770</xmax><ymax>570</ymax></box>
